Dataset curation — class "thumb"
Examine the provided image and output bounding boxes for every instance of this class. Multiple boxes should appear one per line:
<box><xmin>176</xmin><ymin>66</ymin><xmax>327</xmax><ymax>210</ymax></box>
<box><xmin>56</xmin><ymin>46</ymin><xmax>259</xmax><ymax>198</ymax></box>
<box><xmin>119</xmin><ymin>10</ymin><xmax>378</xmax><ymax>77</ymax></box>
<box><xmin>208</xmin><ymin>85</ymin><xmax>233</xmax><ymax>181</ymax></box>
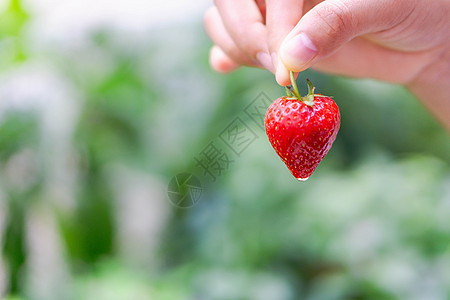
<box><xmin>278</xmin><ymin>0</ymin><xmax>414</xmax><ymax>73</ymax></box>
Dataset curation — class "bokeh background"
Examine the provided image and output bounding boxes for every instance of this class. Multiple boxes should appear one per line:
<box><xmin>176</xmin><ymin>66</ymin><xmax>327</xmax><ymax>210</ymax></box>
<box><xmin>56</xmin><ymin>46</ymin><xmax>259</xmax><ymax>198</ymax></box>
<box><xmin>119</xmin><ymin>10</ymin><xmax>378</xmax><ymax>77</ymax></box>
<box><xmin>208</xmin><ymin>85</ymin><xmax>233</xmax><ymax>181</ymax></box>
<box><xmin>0</xmin><ymin>0</ymin><xmax>449</xmax><ymax>299</ymax></box>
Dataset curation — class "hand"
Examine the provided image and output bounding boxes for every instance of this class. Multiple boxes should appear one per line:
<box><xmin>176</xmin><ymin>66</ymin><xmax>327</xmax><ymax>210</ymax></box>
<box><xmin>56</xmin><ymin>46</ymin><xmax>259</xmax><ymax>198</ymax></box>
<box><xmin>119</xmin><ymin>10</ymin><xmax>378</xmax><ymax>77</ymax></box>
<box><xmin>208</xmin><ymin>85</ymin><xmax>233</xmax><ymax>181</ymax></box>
<box><xmin>204</xmin><ymin>0</ymin><xmax>450</xmax><ymax>130</ymax></box>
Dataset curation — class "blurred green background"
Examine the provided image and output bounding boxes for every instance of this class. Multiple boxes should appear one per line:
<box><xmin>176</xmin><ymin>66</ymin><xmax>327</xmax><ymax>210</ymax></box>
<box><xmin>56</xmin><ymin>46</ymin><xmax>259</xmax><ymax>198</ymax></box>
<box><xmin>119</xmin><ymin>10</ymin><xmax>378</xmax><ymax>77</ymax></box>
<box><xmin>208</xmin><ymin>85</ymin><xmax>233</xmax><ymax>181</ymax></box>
<box><xmin>0</xmin><ymin>0</ymin><xmax>449</xmax><ymax>299</ymax></box>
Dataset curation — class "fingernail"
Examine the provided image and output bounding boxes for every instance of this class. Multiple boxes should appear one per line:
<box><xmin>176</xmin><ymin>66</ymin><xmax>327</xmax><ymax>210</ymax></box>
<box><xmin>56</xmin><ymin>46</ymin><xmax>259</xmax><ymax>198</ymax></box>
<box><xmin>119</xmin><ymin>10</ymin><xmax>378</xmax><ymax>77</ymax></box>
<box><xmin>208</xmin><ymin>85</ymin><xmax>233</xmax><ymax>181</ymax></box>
<box><xmin>256</xmin><ymin>52</ymin><xmax>274</xmax><ymax>73</ymax></box>
<box><xmin>280</xmin><ymin>33</ymin><xmax>317</xmax><ymax>67</ymax></box>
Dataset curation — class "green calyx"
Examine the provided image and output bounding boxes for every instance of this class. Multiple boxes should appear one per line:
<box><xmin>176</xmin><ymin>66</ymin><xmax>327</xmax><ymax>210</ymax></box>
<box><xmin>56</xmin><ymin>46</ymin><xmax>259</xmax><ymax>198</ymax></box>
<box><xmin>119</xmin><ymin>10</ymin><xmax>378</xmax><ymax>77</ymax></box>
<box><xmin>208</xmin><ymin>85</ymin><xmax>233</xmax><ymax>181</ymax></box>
<box><xmin>303</xmin><ymin>78</ymin><xmax>315</xmax><ymax>106</ymax></box>
<box><xmin>285</xmin><ymin>71</ymin><xmax>317</xmax><ymax>107</ymax></box>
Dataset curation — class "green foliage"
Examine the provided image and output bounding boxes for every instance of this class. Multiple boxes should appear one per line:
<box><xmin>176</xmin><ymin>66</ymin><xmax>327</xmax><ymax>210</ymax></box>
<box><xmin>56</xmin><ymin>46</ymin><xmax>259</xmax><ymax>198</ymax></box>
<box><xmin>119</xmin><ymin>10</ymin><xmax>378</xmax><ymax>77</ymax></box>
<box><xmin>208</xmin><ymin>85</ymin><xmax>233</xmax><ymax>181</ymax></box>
<box><xmin>0</xmin><ymin>0</ymin><xmax>28</xmax><ymax>63</ymax></box>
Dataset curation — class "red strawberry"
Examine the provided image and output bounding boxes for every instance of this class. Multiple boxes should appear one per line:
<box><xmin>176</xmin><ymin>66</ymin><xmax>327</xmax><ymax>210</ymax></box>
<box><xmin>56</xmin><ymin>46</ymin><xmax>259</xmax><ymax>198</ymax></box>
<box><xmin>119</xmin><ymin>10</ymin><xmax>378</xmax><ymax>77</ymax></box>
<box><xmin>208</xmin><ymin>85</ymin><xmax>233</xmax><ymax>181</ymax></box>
<box><xmin>265</xmin><ymin>74</ymin><xmax>340</xmax><ymax>180</ymax></box>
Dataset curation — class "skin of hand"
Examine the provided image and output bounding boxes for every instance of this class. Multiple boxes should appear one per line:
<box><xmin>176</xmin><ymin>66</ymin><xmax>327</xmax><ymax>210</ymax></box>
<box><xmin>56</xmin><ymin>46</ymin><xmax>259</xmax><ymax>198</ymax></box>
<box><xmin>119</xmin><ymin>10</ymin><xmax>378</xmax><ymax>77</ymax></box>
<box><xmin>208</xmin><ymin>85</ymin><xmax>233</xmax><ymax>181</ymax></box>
<box><xmin>204</xmin><ymin>0</ymin><xmax>450</xmax><ymax>130</ymax></box>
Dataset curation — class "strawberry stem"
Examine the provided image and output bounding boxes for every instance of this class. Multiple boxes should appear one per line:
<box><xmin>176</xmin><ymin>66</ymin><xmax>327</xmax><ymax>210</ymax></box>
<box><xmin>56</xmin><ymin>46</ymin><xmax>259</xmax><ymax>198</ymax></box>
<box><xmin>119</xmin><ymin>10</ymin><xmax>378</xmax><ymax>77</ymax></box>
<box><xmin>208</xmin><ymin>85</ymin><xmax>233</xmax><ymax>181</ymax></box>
<box><xmin>289</xmin><ymin>71</ymin><xmax>301</xmax><ymax>99</ymax></box>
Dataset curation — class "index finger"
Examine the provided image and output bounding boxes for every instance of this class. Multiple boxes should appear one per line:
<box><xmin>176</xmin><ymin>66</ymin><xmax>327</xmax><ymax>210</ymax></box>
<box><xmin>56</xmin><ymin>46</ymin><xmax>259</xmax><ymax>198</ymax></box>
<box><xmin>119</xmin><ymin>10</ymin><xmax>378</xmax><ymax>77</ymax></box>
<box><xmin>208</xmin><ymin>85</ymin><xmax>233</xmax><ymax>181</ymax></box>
<box><xmin>266</xmin><ymin>0</ymin><xmax>304</xmax><ymax>54</ymax></box>
<box><xmin>266</xmin><ymin>0</ymin><xmax>305</xmax><ymax>85</ymax></box>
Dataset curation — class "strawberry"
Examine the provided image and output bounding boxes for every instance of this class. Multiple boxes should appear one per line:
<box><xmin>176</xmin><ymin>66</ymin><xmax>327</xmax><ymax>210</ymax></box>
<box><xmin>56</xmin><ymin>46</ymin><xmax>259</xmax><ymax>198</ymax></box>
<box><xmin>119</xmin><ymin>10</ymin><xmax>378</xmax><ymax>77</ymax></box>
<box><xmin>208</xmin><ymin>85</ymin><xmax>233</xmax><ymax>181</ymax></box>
<box><xmin>265</xmin><ymin>73</ymin><xmax>340</xmax><ymax>180</ymax></box>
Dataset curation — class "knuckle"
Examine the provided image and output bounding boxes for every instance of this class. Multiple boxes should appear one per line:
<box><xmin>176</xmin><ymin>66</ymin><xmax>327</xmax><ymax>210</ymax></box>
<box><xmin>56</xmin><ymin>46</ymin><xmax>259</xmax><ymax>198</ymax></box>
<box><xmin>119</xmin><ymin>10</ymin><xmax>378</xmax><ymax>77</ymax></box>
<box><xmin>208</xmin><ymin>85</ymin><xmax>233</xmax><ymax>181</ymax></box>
<box><xmin>314</xmin><ymin>1</ymin><xmax>357</xmax><ymax>36</ymax></box>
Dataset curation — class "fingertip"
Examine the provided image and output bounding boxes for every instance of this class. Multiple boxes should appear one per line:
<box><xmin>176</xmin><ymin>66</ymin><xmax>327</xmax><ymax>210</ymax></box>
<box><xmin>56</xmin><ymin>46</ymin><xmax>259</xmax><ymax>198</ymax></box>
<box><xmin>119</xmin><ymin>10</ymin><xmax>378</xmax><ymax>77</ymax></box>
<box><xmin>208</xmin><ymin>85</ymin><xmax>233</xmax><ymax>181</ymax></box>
<box><xmin>209</xmin><ymin>46</ymin><xmax>239</xmax><ymax>73</ymax></box>
<box><xmin>275</xmin><ymin>57</ymin><xmax>291</xmax><ymax>86</ymax></box>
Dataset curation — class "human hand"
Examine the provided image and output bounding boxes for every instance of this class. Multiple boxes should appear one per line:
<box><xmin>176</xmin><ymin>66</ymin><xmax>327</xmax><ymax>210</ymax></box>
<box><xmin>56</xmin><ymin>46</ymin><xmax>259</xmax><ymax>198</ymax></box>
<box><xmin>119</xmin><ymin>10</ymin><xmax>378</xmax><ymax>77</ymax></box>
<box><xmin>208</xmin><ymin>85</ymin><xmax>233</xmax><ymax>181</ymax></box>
<box><xmin>204</xmin><ymin>0</ymin><xmax>450</xmax><ymax>129</ymax></box>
